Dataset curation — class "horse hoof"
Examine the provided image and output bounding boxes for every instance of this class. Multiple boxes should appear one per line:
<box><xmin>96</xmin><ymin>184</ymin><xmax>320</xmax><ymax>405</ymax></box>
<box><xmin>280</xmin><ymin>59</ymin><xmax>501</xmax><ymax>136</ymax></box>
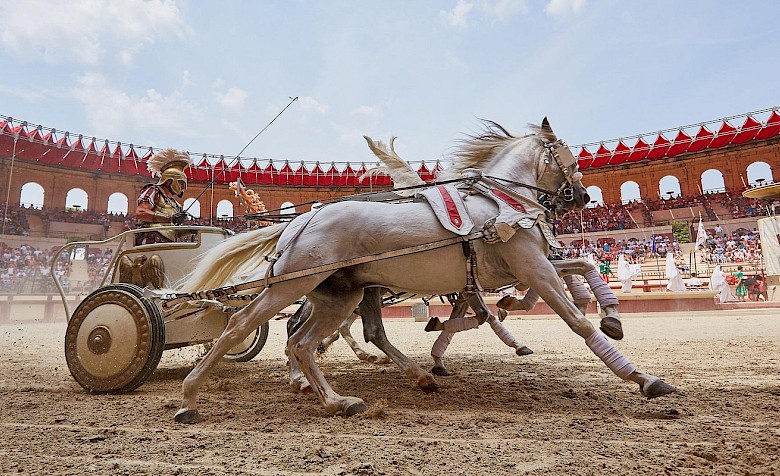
<box><xmin>431</xmin><ymin>365</ymin><xmax>450</xmax><ymax>377</ymax></box>
<box><xmin>496</xmin><ymin>295</ymin><xmax>514</xmax><ymax>310</ymax></box>
<box><xmin>290</xmin><ymin>380</ymin><xmax>313</xmax><ymax>394</ymax></box>
<box><xmin>424</xmin><ymin>317</ymin><xmax>443</xmax><ymax>332</ymax></box>
<box><xmin>498</xmin><ymin>308</ymin><xmax>508</xmax><ymax>322</ymax></box>
<box><xmin>640</xmin><ymin>379</ymin><xmax>677</xmax><ymax>399</ymax></box>
<box><xmin>600</xmin><ymin>316</ymin><xmax>624</xmax><ymax>340</ymax></box>
<box><xmin>515</xmin><ymin>346</ymin><xmax>534</xmax><ymax>356</ymax></box>
<box><xmin>174</xmin><ymin>409</ymin><xmax>204</xmax><ymax>424</ymax></box>
<box><xmin>375</xmin><ymin>355</ymin><xmax>393</xmax><ymax>365</ymax></box>
<box><xmin>418</xmin><ymin>376</ymin><xmax>439</xmax><ymax>393</ymax></box>
<box><xmin>344</xmin><ymin>401</ymin><xmax>368</xmax><ymax>417</ymax></box>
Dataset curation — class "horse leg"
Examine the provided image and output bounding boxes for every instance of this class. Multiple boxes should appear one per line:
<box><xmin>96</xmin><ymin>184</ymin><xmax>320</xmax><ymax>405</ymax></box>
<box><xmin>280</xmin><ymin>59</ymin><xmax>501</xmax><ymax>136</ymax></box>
<box><xmin>485</xmin><ymin>314</ymin><xmax>533</xmax><ymax>356</ymax></box>
<box><xmin>317</xmin><ymin>330</ymin><xmax>341</xmax><ymax>355</ymax></box>
<box><xmin>424</xmin><ymin>293</ymin><xmax>478</xmax><ymax>332</ymax></box>
<box><xmin>288</xmin><ymin>289</ymin><xmax>370</xmax><ymax>416</ymax></box>
<box><xmin>176</xmin><ymin>279</ymin><xmax>319</xmax><ymax>424</ymax></box>
<box><xmin>284</xmin><ymin>298</ymin><xmax>329</xmax><ymax>393</ymax></box>
<box><xmin>359</xmin><ymin>288</ymin><xmax>437</xmax><ymax>389</ymax></box>
<box><xmin>514</xmin><ymin>258</ymin><xmax>675</xmax><ymax>400</ymax></box>
<box><xmin>339</xmin><ymin>312</ymin><xmax>386</xmax><ymax>363</ymax></box>
<box><xmin>429</xmin><ymin>295</ymin><xmax>470</xmax><ymax>376</ymax></box>
<box><xmin>554</xmin><ymin>259</ymin><xmax>623</xmax><ymax>340</ymax></box>
<box><xmin>496</xmin><ymin>288</ymin><xmax>540</xmax><ymax>311</ymax></box>
<box><xmin>464</xmin><ymin>292</ymin><xmax>491</xmax><ymax>325</ymax></box>
<box><xmin>463</xmin><ymin>292</ymin><xmax>533</xmax><ymax>356</ymax></box>
<box><xmin>430</xmin><ymin>332</ymin><xmax>454</xmax><ymax>376</ymax></box>
<box><xmin>288</xmin><ymin>351</ymin><xmax>312</xmax><ymax>394</ymax></box>
<box><xmin>561</xmin><ymin>275</ymin><xmax>591</xmax><ymax>315</ymax></box>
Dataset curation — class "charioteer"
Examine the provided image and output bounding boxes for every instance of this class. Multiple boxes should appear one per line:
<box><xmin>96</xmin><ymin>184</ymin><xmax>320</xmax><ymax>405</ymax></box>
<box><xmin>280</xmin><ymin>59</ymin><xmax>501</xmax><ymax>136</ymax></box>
<box><xmin>135</xmin><ymin>148</ymin><xmax>193</xmax><ymax>245</ymax></box>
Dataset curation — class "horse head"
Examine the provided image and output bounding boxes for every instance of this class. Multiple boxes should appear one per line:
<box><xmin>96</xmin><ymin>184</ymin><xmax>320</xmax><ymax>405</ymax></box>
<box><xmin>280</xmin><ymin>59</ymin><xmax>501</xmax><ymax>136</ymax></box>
<box><xmin>535</xmin><ymin>117</ymin><xmax>589</xmax><ymax>211</ymax></box>
<box><xmin>453</xmin><ymin>118</ymin><xmax>589</xmax><ymax>213</ymax></box>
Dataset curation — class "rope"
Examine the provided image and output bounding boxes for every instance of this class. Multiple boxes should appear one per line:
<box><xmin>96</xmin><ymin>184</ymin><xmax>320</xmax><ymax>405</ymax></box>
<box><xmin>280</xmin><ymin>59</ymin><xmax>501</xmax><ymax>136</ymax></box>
<box><xmin>186</xmin><ymin>96</ymin><xmax>299</xmax><ymax>210</ymax></box>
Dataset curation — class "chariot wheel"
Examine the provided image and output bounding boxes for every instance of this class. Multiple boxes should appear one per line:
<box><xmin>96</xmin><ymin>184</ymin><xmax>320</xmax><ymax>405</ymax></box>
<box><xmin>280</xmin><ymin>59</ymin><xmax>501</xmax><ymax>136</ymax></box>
<box><xmin>65</xmin><ymin>283</ymin><xmax>165</xmax><ymax>393</ymax></box>
<box><xmin>223</xmin><ymin>322</ymin><xmax>270</xmax><ymax>362</ymax></box>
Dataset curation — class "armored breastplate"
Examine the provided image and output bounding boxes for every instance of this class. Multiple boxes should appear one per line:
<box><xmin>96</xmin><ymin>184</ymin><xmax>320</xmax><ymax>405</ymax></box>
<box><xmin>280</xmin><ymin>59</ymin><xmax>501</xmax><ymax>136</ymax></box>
<box><xmin>150</xmin><ymin>193</ymin><xmax>183</xmax><ymax>241</ymax></box>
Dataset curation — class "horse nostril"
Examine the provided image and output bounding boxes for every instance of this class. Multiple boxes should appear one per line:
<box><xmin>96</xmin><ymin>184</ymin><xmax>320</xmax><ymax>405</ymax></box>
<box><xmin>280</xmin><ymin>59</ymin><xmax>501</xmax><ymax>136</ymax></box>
<box><xmin>583</xmin><ymin>193</ymin><xmax>591</xmax><ymax>203</ymax></box>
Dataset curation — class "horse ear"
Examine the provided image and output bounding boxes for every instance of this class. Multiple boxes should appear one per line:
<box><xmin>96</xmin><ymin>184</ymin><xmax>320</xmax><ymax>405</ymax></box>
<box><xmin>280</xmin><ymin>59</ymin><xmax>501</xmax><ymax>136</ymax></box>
<box><xmin>541</xmin><ymin>117</ymin><xmax>551</xmax><ymax>131</ymax></box>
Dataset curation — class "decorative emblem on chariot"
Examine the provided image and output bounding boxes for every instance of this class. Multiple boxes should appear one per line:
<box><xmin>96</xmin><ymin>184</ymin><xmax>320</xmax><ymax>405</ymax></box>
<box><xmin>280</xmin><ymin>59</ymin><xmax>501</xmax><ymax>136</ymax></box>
<box><xmin>119</xmin><ymin>254</ymin><xmax>166</xmax><ymax>289</ymax></box>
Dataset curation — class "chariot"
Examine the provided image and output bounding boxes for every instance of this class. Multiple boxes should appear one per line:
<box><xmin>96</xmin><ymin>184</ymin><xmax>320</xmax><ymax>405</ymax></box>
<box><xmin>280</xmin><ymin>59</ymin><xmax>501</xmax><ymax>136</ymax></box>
<box><xmin>52</xmin><ymin>225</ymin><xmax>270</xmax><ymax>393</ymax></box>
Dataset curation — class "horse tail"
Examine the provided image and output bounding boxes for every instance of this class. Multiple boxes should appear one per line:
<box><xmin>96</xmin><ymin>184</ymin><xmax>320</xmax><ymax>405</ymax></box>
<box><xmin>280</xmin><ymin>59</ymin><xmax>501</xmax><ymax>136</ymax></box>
<box><xmin>362</xmin><ymin>135</ymin><xmax>425</xmax><ymax>196</ymax></box>
<box><xmin>176</xmin><ymin>222</ymin><xmax>288</xmax><ymax>292</ymax></box>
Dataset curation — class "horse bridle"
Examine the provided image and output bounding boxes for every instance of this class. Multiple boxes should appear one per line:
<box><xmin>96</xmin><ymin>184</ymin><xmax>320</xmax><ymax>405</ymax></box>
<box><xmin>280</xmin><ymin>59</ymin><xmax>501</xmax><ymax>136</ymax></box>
<box><xmin>483</xmin><ymin>135</ymin><xmax>583</xmax><ymax>213</ymax></box>
<box><xmin>542</xmin><ymin>137</ymin><xmax>583</xmax><ymax>203</ymax></box>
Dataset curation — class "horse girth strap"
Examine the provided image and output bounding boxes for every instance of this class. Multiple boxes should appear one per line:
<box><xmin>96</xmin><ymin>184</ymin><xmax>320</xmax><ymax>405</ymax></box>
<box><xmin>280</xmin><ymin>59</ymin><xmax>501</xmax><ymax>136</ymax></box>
<box><xmin>162</xmin><ymin>231</ymin><xmax>486</xmax><ymax>309</ymax></box>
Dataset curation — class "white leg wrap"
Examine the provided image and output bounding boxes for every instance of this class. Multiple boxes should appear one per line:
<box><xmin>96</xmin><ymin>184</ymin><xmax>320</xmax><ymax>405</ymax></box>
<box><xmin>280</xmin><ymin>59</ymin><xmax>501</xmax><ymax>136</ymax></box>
<box><xmin>585</xmin><ymin>332</ymin><xmax>636</xmax><ymax>380</ymax></box>
<box><xmin>431</xmin><ymin>331</ymin><xmax>454</xmax><ymax>358</ymax></box>
<box><xmin>520</xmin><ymin>289</ymin><xmax>540</xmax><ymax>311</ymax></box>
<box><xmin>442</xmin><ymin>316</ymin><xmax>480</xmax><ymax>334</ymax></box>
<box><xmin>487</xmin><ymin>315</ymin><xmax>523</xmax><ymax>349</ymax></box>
<box><xmin>563</xmin><ymin>275</ymin><xmax>591</xmax><ymax>307</ymax></box>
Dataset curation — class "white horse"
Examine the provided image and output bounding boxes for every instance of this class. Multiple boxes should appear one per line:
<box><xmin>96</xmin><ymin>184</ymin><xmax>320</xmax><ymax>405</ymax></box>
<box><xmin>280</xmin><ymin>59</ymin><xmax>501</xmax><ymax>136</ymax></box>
<box><xmin>173</xmin><ymin>119</ymin><xmax>674</xmax><ymax>423</ymax></box>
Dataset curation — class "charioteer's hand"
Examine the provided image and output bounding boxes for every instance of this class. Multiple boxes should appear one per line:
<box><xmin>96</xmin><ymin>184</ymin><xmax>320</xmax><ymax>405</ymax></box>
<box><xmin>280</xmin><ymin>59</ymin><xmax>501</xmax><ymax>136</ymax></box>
<box><xmin>172</xmin><ymin>211</ymin><xmax>189</xmax><ymax>225</ymax></box>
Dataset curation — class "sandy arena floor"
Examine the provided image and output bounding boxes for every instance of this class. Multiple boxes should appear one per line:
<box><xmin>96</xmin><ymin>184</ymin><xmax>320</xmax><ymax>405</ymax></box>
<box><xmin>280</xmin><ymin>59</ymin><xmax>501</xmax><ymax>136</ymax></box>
<box><xmin>1</xmin><ymin>309</ymin><xmax>779</xmax><ymax>475</ymax></box>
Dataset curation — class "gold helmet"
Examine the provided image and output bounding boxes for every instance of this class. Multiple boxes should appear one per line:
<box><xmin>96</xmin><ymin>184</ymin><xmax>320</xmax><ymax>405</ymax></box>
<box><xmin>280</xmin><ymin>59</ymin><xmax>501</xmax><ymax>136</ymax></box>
<box><xmin>147</xmin><ymin>149</ymin><xmax>193</xmax><ymax>197</ymax></box>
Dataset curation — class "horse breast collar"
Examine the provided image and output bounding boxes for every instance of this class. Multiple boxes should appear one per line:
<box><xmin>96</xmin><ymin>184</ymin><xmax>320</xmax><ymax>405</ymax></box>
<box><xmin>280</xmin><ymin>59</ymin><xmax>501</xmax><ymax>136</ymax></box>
<box><xmin>416</xmin><ymin>173</ymin><xmax>561</xmax><ymax>250</ymax></box>
<box><xmin>460</xmin><ymin>170</ymin><xmax>561</xmax><ymax>249</ymax></box>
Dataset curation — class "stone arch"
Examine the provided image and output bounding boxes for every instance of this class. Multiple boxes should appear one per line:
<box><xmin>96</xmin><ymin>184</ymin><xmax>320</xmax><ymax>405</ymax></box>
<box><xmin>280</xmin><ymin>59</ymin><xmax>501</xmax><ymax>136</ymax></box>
<box><xmin>216</xmin><ymin>200</ymin><xmax>234</xmax><ymax>218</ymax></box>
<box><xmin>701</xmin><ymin>169</ymin><xmax>726</xmax><ymax>193</ymax></box>
<box><xmin>20</xmin><ymin>182</ymin><xmax>45</xmax><ymax>209</ymax></box>
<box><xmin>746</xmin><ymin>161</ymin><xmax>773</xmax><ymax>186</ymax></box>
<box><xmin>107</xmin><ymin>192</ymin><xmax>128</xmax><ymax>215</ymax></box>
<box><xmin>66</xmin><ymin>188</ymin><xmax>88</xmax><ymax>211</ymax></box>
<box><xmin>585</xmin><ymin>186</ymin><xmax>603</xmax><ymax>207</ymax></box>
<box><xmin>183</xmin><ymin>198</ymin><xmax>201</xmax><ymax>218</ymax></box>
<box><xmin>620</xmin><ymin>181</ymin><xmax>641</xmax><ymax>204</ymax></box>
<box><xmin>658</xmin><ymin>175</ymin><xmax>681</xmax><ymax>199</ymax></box>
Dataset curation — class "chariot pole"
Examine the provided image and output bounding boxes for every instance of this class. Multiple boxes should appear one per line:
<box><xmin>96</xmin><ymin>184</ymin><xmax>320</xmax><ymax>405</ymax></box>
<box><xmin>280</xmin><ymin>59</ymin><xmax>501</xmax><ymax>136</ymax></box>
<box><xmin>184</xmin><ymin>96</ymin><xmax>299</xmax><ymax>216</ymax></box>
<box><xmin>1</xmin><ymin>122</ymin><xmax>18</xmax><ymax>235</ymax></box>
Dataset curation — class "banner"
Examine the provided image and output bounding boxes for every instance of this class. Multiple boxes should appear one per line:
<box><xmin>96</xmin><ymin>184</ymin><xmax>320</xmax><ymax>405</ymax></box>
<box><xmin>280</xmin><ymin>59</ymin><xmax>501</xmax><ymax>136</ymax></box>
<box><xmin>757</xmin><ymin>217</ymin><xmax>780</xmax><ymax>276</ymax></box>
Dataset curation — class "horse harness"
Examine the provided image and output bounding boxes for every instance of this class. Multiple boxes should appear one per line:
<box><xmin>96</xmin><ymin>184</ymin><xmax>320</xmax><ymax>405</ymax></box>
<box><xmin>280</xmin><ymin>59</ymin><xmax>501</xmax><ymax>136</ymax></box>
<box><xmin>162</xmin><ymin>138</ymin><xmax>578</xmax><ymax>310</ymax></box>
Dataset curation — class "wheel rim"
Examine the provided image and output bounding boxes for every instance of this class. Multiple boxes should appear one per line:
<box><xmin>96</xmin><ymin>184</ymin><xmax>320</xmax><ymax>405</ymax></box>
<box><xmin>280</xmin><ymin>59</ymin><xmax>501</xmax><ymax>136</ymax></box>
<box><xmin>228</xmin><ymin>328</ymin><xmax>258</xmax><ymax>355</ymax></box>
<box><xmin>75</xmin><ymin>303</ymin><xmax>140</xmax><ymax>379</ymax></box>
<box><xmin>65</xmin><ymin>287</ymin><xmax>158</xmax><ymax>392</ymax></box>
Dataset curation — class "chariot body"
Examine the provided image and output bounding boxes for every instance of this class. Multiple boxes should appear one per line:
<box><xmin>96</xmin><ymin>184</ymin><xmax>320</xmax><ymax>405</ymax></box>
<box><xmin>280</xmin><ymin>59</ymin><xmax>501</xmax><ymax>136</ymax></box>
<box><xmin>52</xmin><ymin>225</ymin><xmax>270</xmax><ymax>393</ymax></box>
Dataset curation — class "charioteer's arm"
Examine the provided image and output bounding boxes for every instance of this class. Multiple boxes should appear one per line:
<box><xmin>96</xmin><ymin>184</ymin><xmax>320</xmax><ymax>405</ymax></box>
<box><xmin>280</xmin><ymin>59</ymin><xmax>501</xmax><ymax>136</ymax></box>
<box><xmin>136</xmin><ymin>202</ymin><xmax>172</xmax><ymax>223</ymax></box>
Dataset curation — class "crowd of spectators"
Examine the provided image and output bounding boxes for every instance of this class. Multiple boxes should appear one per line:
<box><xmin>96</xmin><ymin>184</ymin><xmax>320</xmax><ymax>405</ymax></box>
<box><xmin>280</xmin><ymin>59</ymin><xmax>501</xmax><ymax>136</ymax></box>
<box><xmin>704</xmin><ymin>191</ymin><xmax>779</xmax><ymax>219</ymax></box>
<box><xmin>643</xmin><ymin>194</ymin><xmax>705</xmax><ymax>211</ymax></box>
<box><xmin>555</xmin><ymin>227</ymin><xmax>763</xmax><ymax>281</ymax></box>
<box><xmin>0</xmin><ymin>204</ymin><xmax>30</xmax><ymax>236</ymax></box>
<box><xmin>555</xmin><ymin>202</ymin><xmax>638</xmax><ymax>234</ymax></box>
<box><xmin>699</xmin><ymin>227</ymin><xmax>763</xmax><ymax>265</ymax></box>
<box><xmin>2</xmin><ymin>186</ymin><xmax>776</xmax><ymax>239</ymax></box>
<box><xmin>0</xmin><ymin>242</ymin><xmax>114</xmax><ymax>293</ymax></box>
<box><xmin>558</xmin><ymin>234</ymin><xmax>681</xmax><ymax>264</ymax></box>
<box><xmin>552</xmin><ymin>189</ymin><xmax>779</xmax><ymax>235</ymax></box>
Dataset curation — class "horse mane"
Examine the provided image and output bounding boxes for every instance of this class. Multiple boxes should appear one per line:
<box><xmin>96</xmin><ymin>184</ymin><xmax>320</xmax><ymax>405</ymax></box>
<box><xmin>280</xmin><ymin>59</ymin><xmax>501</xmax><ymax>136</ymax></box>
<box><xmin>444</xmin><ymin>119</ymin><xmax>541</xmax><ymax>178</ymax></box>
<box><xmin>363</xmin><ymin>119</ymin><xmax>555</xmax><ymax>184</ymax></box>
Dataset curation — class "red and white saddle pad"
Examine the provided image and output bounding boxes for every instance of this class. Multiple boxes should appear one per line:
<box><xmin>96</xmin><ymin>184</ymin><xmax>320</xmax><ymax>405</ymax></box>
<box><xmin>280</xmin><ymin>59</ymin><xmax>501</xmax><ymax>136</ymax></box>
<box><xmin>417</xmin><ymin>185</ymin><xmax>474</xmax><ymax>235</ymax></box>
